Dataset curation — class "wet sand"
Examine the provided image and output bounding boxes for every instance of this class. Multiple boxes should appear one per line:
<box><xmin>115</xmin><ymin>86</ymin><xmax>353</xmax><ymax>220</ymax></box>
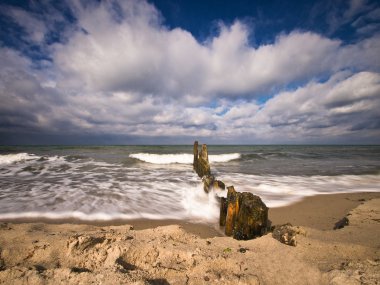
<box><xmin>270</xmin><ymin>192</ymin><xmax>380</xmax><ymax>230</ymax></box>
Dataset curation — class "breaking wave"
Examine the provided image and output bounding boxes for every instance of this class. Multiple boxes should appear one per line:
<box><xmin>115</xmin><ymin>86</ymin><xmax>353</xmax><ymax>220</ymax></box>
<box><xmin>0</xmin><ymin>153</ymin><xmax>40</xmax><ymax>165</ymax></box>
<box><xmin>129</xmin><ymin>153</ymin><xmax>241</xmax><ymax>164</ymax></box>
<box><xmin>1</xmin><ymin>146</ymin><xmax>379</xmax><ymax>224</ymax></box>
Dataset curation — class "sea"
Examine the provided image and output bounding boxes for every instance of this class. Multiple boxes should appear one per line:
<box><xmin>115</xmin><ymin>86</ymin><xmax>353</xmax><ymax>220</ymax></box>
<box><xmin>0</xmin><ymin>145</ymin><xmax>379</xmax><ymax>224</ymax></box>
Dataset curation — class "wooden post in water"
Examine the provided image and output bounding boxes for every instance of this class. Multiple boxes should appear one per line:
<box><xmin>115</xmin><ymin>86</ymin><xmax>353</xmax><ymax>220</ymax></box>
<box><xmin>192</xmin><ymin>141</ymin><xmax>269</xmax><ymax>240</ymax></box>
<box><xmin>193</xmin><ymin>142</ymin><xmax>211</xmax><ymax>178</ymax></box>
<box><xmin>193</xmin><ymin>141</ymin><xmax>198</xmax><ymax>171</ymax></box>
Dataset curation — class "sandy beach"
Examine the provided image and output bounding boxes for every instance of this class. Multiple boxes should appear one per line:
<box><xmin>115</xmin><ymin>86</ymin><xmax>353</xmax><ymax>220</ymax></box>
<box><xmin>0</xmin><ymin>192</ymin><xmax>379</xmax><ymax>285</ymax></box>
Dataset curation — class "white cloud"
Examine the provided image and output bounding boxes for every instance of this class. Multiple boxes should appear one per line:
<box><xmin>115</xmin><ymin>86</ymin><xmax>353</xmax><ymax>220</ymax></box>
<box><xmin>50</xmin><ymin>3</ymin><xmax>338</xmax><ymax>98</ymax></box>
<box><xmin>248</xmin><ymin>71</ymin><xmax>380</xmax><ymax>141</ymax></box>
<box><xmin>0</xmin><ymin>0</ymin><xmax>379</xmax><ymax>143</ymax></box>
<box><xmin>3</xmin><ymin>6</ymin><xmax>47</xmax><ymax>43</ymax></box>
<box><xmin>51</xmin><ymin>0</ymin><xmax>380</xmax><ymax>102</ymax></box>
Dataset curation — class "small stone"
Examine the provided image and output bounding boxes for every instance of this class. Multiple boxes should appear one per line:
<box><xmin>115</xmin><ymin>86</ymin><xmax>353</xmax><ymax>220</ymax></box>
<box><xmin>334</xmin><ymin>217</ymin><xmax>349</xmax><ymax>230</ymax></box>
<box><xmin>272</xmin><ymin>223</ymin><xmax>305</xmax><ymax>246</ymax></box>
<box><xmin>204</xmin><ymin>276</ymin><xmax>210</xmax><ymax>281</ymax></box>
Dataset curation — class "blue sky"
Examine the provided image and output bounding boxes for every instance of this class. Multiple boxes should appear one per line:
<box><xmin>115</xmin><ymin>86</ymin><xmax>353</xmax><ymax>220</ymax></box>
<box><xmin>0</xmin><ymin>0</ymin><xmax>379</xmax><ymax>144</ymax></box>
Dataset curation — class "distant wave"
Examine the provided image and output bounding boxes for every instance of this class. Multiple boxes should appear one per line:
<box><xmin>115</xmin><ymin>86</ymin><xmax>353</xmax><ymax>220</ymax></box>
<box><xmin>129</xmin><ymin>153</ymin><xmax>241</xmax><ymax>164</ymax></box>
<box><xmin>0</xmin><ymin>153</ymin><xmax>40</xmax><ymax>165</ymax></box>
<box><xmin>209</xmin><ymin>153</ymin><xmax>241</xmax><ymax>163</ymax></box>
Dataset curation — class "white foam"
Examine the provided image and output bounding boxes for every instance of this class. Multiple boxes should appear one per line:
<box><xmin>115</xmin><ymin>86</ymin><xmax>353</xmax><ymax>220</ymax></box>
<box><xmin>129</xmin><ymin>153</ymin><xmax>240</xmax><ymax>164</ymax></box>
<box><xmin>181</xmin><ymin>184</ymin><xmax>220</xmax><ymax>222</ymax></box>
<box><xmin>1</xmin><ymin>150</ymin><xmax>379</xmax><ymax>224</ymax></box>
<box><xmin>0</xmin><ymin>153</ymin><xmax>40</xmax><ymax>165</ymax></box>
<box><xmin>219</xmin><ymin>173</ymin><xmax>380</xmax><ymax>208</ymax></box>
<box><xmin>130</xmin><ymin>153</ymin><xmax>193</xmax><ymax>164</ymax></box>
<box><xmin>0</xmin><ymin>182</ymin><xmax>221</xmax><ymax>223</ymax></box>
<box><xmin>0</xmin><ymin>211</ymin><xmax>144</xmax><ymax>221</ymax></box>
<box><xmin>210</xmin><ymin>153</ymin><xmax>241</xmax><ymax>163</ymax></box>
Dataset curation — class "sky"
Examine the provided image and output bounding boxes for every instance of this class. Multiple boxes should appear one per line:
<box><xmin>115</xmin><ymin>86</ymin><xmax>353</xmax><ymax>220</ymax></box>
<box><xmin>0</xmin><ymin>0</ymin><xmax>379</xmax><ymax>145</ymax></box>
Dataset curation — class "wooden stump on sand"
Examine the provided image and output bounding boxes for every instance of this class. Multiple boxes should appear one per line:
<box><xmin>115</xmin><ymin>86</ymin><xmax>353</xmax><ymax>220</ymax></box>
<box><xmin>222</xmin><ymin>186</ymin><xmax>268</xmax><ymax>240</ymax></box>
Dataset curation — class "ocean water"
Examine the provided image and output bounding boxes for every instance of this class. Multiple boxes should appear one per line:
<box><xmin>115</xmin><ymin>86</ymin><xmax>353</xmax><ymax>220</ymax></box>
<box><xmin>0</xmin><ymin>145</ymin><xmax>379</xmax><ymax>223</ymax></box>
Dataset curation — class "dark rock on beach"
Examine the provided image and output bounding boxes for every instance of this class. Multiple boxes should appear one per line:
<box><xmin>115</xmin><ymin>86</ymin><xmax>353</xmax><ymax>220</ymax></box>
<box><xmin>334</xmin><ymin>216</ymin><xmax>349</xmax><ymax>230</ymax></box>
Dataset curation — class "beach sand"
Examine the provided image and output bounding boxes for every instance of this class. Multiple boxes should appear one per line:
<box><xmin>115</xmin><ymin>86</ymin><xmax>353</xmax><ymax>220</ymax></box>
<box><xmin>0</xmin><ymin>192</ymin><xmax>379</xmax><ymax>284</ymax></box>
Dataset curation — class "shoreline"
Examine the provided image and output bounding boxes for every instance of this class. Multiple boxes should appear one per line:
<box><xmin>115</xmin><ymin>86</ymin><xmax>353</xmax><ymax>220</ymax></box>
<box><xmin>2</xmin><ymin>192</ymin><xmax>380</xmax><ymax>230</ymax></box>
<box><xmin>1</xmin><ymin>191</ymin><xmax>379</xmax><ymax>284</ymax></box>
<box><xmin>0</xmin><ymin>191</ymin><xmax>379</xmax><ymax>235</ymax></box>
<box><xmin>269</xmin><ymin>191</ymin><xmax>380</xmax><ymax>230</ymax></box>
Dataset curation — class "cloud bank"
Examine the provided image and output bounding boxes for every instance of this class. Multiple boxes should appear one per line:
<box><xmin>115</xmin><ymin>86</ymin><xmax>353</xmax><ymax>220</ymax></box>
<box><xmin>0</xmin><ymin>0</ymin><xmax>379</xmax><ymax>144</ymax></box>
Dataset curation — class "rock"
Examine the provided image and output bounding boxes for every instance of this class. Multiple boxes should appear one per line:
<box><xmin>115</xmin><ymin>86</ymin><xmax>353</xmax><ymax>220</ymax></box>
<box><xmin>334</xmin><ymin>217</ymin><xmax>349</xmax><ymax>230</ymax></box>
<box><xmin>233</xmin><ymin>192</ymin><xmax>268</xmax><ymax>240</ymax></box>
<box><xmin>272</xmin><ymin>223</ymin><xmax>306</xmax><ymax>246</ymax></box>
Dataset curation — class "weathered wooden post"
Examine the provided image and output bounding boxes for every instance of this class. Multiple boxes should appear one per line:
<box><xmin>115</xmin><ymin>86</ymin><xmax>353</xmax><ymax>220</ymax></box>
<box><xmin>193</xmin><ymin>141</ymin><xmax>198</xmax><ymax>171</ymax></box>
<box><xmin>193</xmin><ymin>142</ymin><xmax>214</xmax><ymax>192</ymax></box>
<box><xmin>192</xmin><ymin>141</ymin><xmax>269</xmax><ymax>240</ymax></box>
<box><xmin>233</xmin><ymin>192</ymin><xmax>268</xmax><ymax>240</ymax></box>
<box><xmin>220</xmin><ymin>186</ymin><xmax>269</xmax><ymax>239</ymax></box>
<box><xmin>193</xmin><ymin>141</ymin><xmax>211</xmax><ymax>178</ymax></box>
<box><xmin>225</xmin><ymin>186</ymin><xmax>240</xmax><ymax>236</ymax></box>
<box><xmin>198</xmin><ymin>144</ymin><xmax>211</xmax><ymax>178</ymax></box>
<box><xmin>219</xmin><ymin>197</ymin><xmax>227</xmax><ymax>227</ymax></box>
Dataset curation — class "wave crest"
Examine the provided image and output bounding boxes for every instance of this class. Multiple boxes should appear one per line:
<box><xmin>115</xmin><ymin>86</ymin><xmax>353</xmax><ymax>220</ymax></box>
<box><xmin>0</xmin><ymin>153</ymin><xmax>39</xmax><ymax>165</ymax></box>
<box><xmin>129</xmin><ymin>153</ymin><xmax>241</xmax><ymax>164</ymax></box>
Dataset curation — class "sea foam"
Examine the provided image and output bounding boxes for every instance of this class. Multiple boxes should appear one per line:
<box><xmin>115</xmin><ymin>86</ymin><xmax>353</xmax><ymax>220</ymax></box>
<box><xmin>129</xmin><ymin>153</ymin><xmax>240</xmax><ymax>164</ymax></box>
<box><xmin>0</xmin><ymin>153</ymin><xmax>39</xmax><ymax>165</ymax></box>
